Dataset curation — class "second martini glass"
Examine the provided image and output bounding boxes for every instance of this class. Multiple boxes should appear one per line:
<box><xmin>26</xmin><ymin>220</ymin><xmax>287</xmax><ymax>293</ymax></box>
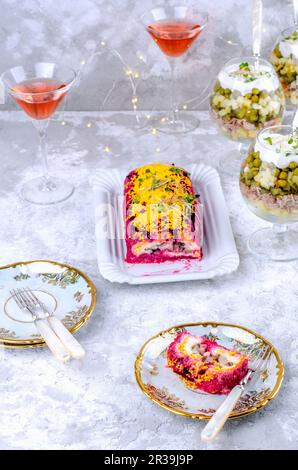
<box><xmin>1</xmin><ymin>62</ymin><xmax>76</xmax><ymax>205</ymax></box>
<box><xmin>142</xmin><ymin>4</ymin><xmax>208</xmax><ymax>134</ymax></box>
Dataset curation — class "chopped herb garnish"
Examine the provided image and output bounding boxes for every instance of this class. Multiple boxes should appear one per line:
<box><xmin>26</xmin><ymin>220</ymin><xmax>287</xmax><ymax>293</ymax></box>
<box><xmin>185</xmin><ymin>195</ymin><xmax>196</xmax><ymax>203</ymax></box>
<box><xmin>157</xmin><ymin>204</ymin><xmax>166</xmax><ymax>212</ymax></box>
<box><xmin>264</xmin><ymin>137</ymin><xmax>273</xmax><ymax>145</ymax></box>
<box><xmin>239</xmin><ymin>62</ymin><xmax>250</xmax><ymax>70</ymax></box>
<box><xmin>245</xmin><ymin>76</ymin><xmax>257</xmax><ymax>83</ymax></box>
<box><xmin>288</xmin><ymin>138</ymin><xmax>293</xmax><ymax>144</ymax></box>
<box><xmin>169</xmin><ymin>167</ymin><xmax>182</xmax><ymax>175</ymax></box>
<box><xmin>152</xmin><ymin>177</ymin><xmax>161</xmax><ymax>185</ymax></box>
<box><xmin>284</xmin><ymin>31</ymin><xmax>298</xmax><ymax>42</ymax></box>
<box><xmin>230</xmin><ymin>64</ymin><xmax>271</xmax><ymax>83</ymax></box>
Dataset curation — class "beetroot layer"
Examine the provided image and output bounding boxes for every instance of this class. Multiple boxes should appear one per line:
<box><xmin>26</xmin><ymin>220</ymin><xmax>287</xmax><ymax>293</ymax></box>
<box><xmin>126</xmin><ymin>240</ymin><xmax>203</xmax><ymax>264</ymax></box>
<box><xmin>167</xmin><ymin>331</ymin><xmax>249</xmax><ymax>395</ymax></box>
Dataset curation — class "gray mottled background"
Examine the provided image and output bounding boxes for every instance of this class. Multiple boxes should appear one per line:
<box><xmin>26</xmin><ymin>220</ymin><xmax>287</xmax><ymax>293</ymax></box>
<box><xmin>0</xmin><ymin>0</ymin><xmax>294</xmax><ymax>110</ymax></box>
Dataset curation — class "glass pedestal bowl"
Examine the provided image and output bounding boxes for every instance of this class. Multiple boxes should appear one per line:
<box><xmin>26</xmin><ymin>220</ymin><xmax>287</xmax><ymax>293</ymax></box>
<box><xmin>239</xmin><ymin>125</ymin><xmax>298</xmax><ymax>261</ymax></box>
<box><xmin>210</xmin><ymin>57</ymin><xmax>285</xmax><ymax>176</ymax></box>
<box><xmin>271</xmin><ymin>27</ymin><xmax>298</xmax><ymax>107</ymax></box>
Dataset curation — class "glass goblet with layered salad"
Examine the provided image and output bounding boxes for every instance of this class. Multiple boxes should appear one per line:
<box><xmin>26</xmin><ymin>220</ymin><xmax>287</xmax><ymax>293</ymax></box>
<box><xmin>210</xmin><ymin>57</ymin><xmax>285</xmax><ymax>174</ymax></box>
<box><xmin>240</xmin><ymin>125</ymin><xmax>298</xmax><ymax>261</ymax></box>
<box><xmin>271</xmin><ymin>28</ymin><xmax>298</xmax><ymax>106</ymax></box>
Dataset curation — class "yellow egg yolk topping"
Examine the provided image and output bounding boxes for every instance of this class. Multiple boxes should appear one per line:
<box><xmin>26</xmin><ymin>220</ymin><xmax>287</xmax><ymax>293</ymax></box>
<box><xmin>125</xmin><ymin>163</ymin><xmax>198</xmax><ymax>239</ymax></box>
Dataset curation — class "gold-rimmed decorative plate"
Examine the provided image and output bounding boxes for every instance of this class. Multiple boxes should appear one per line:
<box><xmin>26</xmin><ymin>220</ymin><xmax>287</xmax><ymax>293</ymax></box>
<box><xmin>135</xmin><ymin>322</ymin><xmax>284</xmax><ymax>420</ymax></box>
<box><xmin>0</xmin><ymin>260</ymin><xmax>96</xmax><ymax>348</ymax></box>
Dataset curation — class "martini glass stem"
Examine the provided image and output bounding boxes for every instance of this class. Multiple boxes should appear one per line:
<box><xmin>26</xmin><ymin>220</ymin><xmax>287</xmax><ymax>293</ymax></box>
<box><xmin>169</xmin><ymin>58</ymin><xmax>178</xmax><ymax>123</ymax></box>
<box><xmin>34</xmin><ymin>120</ymin><xmax>55</xmax><ymax>192</ymax></box>
<box><xmin>40</xmin><ymin>128</ymin><xmax>49</xmax><ymax>180</ymax></box>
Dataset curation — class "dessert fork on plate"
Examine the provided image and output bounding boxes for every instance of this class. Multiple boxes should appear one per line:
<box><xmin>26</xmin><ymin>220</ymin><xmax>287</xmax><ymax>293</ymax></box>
<box><xmin>10</xmin><ymin>288</ymin><xmax>85</xmax><ymax>362</ymax></box>
<box><xmin>201</xmin><ymin>344</ymin><xmax>272</xmax><ymax>442</ymax></box>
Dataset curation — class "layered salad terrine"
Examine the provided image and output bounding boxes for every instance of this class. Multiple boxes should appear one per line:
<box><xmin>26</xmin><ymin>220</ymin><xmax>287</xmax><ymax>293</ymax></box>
<box><xmin>124</xmin><ymin>163</ymin><xmax>203</xmax><ymax>263</ymax></box>
<box><xmin>167</xmin><ymin>331</ymin><xmax>249</xmax><ymax>395</ymax></box>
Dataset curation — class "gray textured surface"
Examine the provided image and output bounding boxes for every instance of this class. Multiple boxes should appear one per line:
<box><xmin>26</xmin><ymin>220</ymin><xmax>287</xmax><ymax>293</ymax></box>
<box><xmin>0</xmin><ymin>110</ymin><xmax>297</xmax><ymax>450</ymax></box>
<box><xmin>0</xmin><ymin>0</ymin><xmax>295</xmax><ymax>111</ymax></box>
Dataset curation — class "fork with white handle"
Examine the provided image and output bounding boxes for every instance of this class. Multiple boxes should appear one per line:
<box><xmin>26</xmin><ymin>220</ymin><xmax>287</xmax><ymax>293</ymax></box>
<box><xmin>201</xmin><ymin>344</ymin><xmax>272</xmax><ymax>443</ymax></box>
<box><xmin>10</xmin><ymin>288</ymin><xmax>85</xmax><ymax>361</ymax></box>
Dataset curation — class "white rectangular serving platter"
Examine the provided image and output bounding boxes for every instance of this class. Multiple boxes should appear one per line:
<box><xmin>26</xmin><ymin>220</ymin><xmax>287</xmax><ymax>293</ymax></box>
<box><xmin>90</xmin><ymin>163</ymin><xmax>239</xmax><ymax>284</ymax></box>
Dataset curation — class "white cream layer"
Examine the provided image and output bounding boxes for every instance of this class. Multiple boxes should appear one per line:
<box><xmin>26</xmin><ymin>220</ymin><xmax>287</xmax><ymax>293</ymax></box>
<box><xmin>255</xmin><ymin>131</ymin><xmax>298</xmax><ymax>169</ymax></box>
<box><xmin>279</xmin><ymin>39</ymin><xmax>298</xmax><ymax>59</ymax></box>
<box><xmin>218</xmin><ymin>63</ymin><xmax>280</xmax><ymax>95</ymax></box>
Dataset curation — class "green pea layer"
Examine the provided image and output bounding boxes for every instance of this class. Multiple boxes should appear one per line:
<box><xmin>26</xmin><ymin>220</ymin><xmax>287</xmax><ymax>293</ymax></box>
<box><xmin>240</xmin><ymin>150</ymin><xmax>298</xmax><ymax>196</ymax></box>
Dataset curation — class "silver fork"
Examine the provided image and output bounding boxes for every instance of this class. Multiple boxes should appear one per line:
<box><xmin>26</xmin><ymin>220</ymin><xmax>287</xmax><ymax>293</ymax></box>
<box><xmin>11</xmin><ymin>288</ymin><xmax>85</xmax><ymax>359</ymax></box>
<box><xmin>22</xmin><ymin>288</ymin><xmax>85</xmax><ymax>359</ymax></box>
<box><xmin>201</xmin><ymin>344</ymin><xmax>272</xmax><ymax>442</ymax></box>
<box><xmin>10</xmin><ymin>288</ymin><xmax>70</xmax><ymax>363</ymax></box>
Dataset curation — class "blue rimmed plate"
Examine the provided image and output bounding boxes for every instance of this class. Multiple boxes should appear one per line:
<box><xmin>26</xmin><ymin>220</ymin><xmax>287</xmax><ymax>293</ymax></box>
<box><xmin>0</xmin><ymin>260</ymin><xmax>96</xmax><ymax>348</ymax></box>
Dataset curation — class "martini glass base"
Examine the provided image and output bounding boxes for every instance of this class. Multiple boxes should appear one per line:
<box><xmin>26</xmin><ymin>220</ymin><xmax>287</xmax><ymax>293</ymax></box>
<box><xmin>247</xmin><ymin>226</ymin><xmax>298</xmax><ymax>262</ymax></box>
<box><xmin>154</xmin><ymin>112</ymin><xmax>200</xmax><ymax>134</ymax></box>
<box><xmin>21</xmin><ymin>176</ymin><xmax>74</xmax><ymax>205</ymax></box>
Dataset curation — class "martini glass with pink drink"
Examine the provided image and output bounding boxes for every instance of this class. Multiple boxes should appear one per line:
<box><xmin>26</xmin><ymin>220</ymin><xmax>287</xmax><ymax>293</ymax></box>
<box><xmin>1</xmin><ymin>62</ymin><xmax>76</xmax><ymax>204</ymax></box>
<box><xmin>142</xmin><ymin>4</ymin><xmax>208</xmax><ymax>134</ymax></box>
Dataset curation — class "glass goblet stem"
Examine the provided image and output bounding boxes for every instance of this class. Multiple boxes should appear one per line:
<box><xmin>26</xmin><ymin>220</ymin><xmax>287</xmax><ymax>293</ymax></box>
<box><xmin>272</xmin><ymin>223</ymin><xmax>288</xmax><ymax>235</ymax></box>
<box><xmin>218</xmin><ymin>142</ymin><xmax>249</xmax><ymax>176</ymax></box>
<box><xmin>247</xmin><ymin>223</ymin><xmax>298</xmax><ymax>262</ymax></box>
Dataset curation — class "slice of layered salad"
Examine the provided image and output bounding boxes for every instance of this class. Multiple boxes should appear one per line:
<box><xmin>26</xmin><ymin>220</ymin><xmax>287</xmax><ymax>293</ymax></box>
<box><xmin>167</xmin><ymin>331</ymin><xmax>249</xmax><ymax>395</ymax></box>
<box><xmin>240</xmin><ymin>127</ymin><xmax>298</xmax><ymax>222</ymax></box>
<box><xmin>271</xmin><ymin>29</ymin><xmax>298</xmax><ymax>106</ymax></box>
<box><xmin>211</xmin><ymin>58</ymin><xmax>285</xmax><ymax>142</ymax></box>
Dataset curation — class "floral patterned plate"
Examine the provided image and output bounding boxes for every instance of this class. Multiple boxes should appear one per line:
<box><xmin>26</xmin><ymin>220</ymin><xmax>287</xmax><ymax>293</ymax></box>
<box><xmin>0</xmin><ymin>260</ymin><xmax>96</xmax><ymax>348</ymax></box>
<box><xmin>135</xmin><ymin>322</ymin><xmax>284</xmax><ymax>420</ymax></box>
